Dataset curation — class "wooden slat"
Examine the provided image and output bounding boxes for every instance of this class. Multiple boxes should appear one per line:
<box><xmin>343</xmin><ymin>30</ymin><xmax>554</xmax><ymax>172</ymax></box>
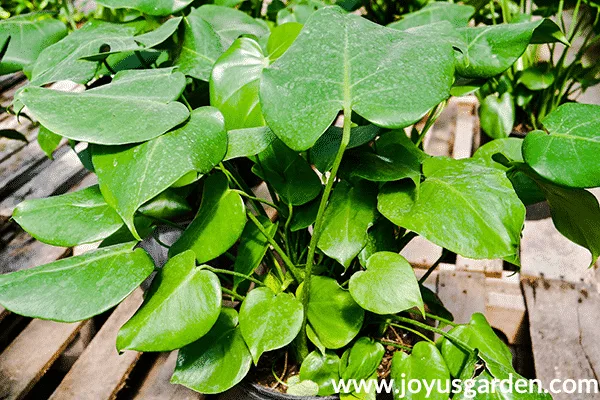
<box><xmin>0</xmin><ymin>306</ymin><xmax>7</xmax><ymax>324</ymax></box>
<box><xmin>0</xmin><ymin>319</ymin><xmax>85</xmax><ymax>400</ymax></box>
<box><xmin>400</xmin><ymin>237</ymin><xmax>443</xmax><ymax>268</ymax></box>
<box><xmin>522</xmin><ymin>278</ymin><xmax>599</xmax><ymax>399</ymax></box>
<box><xmin>451</xmin><ymin>97</ymin><xmax>478</xmax><ymax>159</ymax></box>
<box><xmin>50</xmin><ymin>290</ymin><xmax>144</xmax><ymax>400</ymax></box>
<box><xmin>0</xmin><ymin>117</ymin><xmax>37</xmax><ymax>164</ymax></box>
<box><xmin>484</xmin><ymin>273</ymin><xmax>526</xmax><ymax>345</ymax></box>
<box><xmin>0</xmin><ymin>233</ymin><xmax>69</xmax><ymax>273</ymax></box>
<box><xmin>134</xmin><ymin>352</ymin><xmax>203</xmax><ymax>400</ymax></box>
<box><xmin>455</xmin><ymin>256</ymin><xmax>503</xmax><ymax>278</ymax></box>
<box><xmin>437</xmin><ymin>270</ymin><xmax>486</xmax><ymax>324</ymax></box>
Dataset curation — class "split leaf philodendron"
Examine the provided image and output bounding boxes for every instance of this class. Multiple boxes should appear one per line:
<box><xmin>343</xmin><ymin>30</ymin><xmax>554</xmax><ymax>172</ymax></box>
<box><xmin>1</xmin><ymin>2</ymin><xmax>598</xmax><ymax>398</ymax></box>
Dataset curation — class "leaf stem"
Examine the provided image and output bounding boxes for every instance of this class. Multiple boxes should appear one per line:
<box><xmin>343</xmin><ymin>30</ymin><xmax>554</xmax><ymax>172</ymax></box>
<box><xmin>389</xmin><ymin>323</ymin><xmax>435</xmax><ymax>344</ymax></box>
<box><xmin>377</xmin><ymin>339</ymin><xmax>412</xmax><ymax>352</ymax></box>
<box><xmin>202</xmin><ymin>266</ymin><xmax>265</xmax><ymax>287</ymax></box>
<box><xmin>418</xmin><ymin>249</ymin><xmax>449</xmax><ymax>285</ymax></box>
<box><xmin>221</xmin><ymin>287</ymin><xmax>245</xmax><ymax>301</ymax></box>
<box><xmin>425</xmin><ymin>313</ymin><xmax>458</xmax><ymax>327</ymax></box>
<box><xmin>232</xmin><ymin>190</ymin><xmax>282</xmax><ymax>214</ymax></box>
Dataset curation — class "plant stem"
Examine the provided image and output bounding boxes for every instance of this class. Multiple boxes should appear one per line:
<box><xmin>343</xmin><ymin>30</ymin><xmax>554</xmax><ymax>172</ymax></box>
<box><xmin>389</xmin><ymin>322</ymin><xmax>435</xmax><ymax>344</ymax></box>
<box><xmin>232</xmin><ymin>190</ymin><xmax>282</xmax><ymax>213</ymax></box>
<box><xmin>202</xmin><ymin>266</ymin><xmax>265</xmax><ymax>287</ymax></box>
<box><xmin>181</xmin><ymin>94</ymin><xmax>193</xmax><ymax>112</ymax></box>
<box><xmin>418</xmin><ymin>249</ymin><xmax>449</xmax><ymax>285</ymax></box>
<box><xmin>425</xmin><ymin>313</ymin><xmax>458</xmax><ymax>327</ymax></box>
<box><xmin>221</xmin><ymin>287</ymin><xmax>245</xmax><ymax>301</ymax></box>
<box><xmin>378</xmin><ymin>339</ymin><xmax>412</xmax><ymax>352</ymax></box>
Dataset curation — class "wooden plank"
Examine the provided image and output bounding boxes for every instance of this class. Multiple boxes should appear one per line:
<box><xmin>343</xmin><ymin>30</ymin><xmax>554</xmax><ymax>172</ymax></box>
<box><xmin>0</xmin><ymin>306</ymin><xmax>7</xmax><ymax>324</ymax></box>
<box><xmin>484</xmin><ymin>273</ymin><xmax>526</xmax><ymax>345</ymax></box>
<box><xmin>437</xmin><ymin>270</ymin><xmax>486</xmax><ymax>324</ymax></box>
<box><xmin>522</xmin><ymin>278</ymin><xmax>597</xmax><ymax>398</ymax></box>
<box><xmin>451</xmin><ymin>97</ymin><xmax>478</xmax><ymax>159</ymax></box>
<box><xmin>134</xmin><ymin>352</ymin><xmax>204</xmax><ymax>400</ymax></box>
<box><xmin>0</xmin><ymin>117</ymin><xmax>37</xmax><ymax>164</ymax></box>
<box><xmin>401</xmin><ymin>236</ymin><xmax>443</xmax><ymax>268</ymax></box>
<box><xmin>424</xmin><ymin>100</ymin><xmax>455</xmax><ymax>157</ymax></box>
<box><xmin>0</xmin><ymin>233</ymin><xmax>69</xmax><ymax>274</ymax></box>
<box><xmin>455</xmin><ymin>256</ymin><xmax>503</xmax><ymax>278</ymax></box>
<box><xmin>0</xmin><ymin>319</ymin><xmax>85</xmax><ymax>400</ymax></box>
<box><xmin>50</xmin><ymin>290</ymin><xmax>144</xmax><ymax>400</ymax></box>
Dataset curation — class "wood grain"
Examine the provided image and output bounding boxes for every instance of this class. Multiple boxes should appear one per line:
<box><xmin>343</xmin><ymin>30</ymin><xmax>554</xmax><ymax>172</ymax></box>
<box><xmin>437</xmin><ymin>270</ymin><xmax>486</xmax><ymax>324</ymax></box>
<box><xmin>134</xmin><ymin>352</ymin><xmax>203</xmax><ymax>400</ymax></box>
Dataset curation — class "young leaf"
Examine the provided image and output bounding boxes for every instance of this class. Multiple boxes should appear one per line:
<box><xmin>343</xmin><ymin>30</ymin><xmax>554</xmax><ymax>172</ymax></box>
<box><xmin>378</xmin><ymin>157</ymin><xmax>525</xmax><ymax>260</ymax></box>
<box><xmin>299</xmin><ymin>351</ymin><xmax>341</xmax><ymax>396</ymax></box>
<box><xmin>390</xmin><ymin>342</ymin><xmax>450</xmax><ymax>400</ymax></box>
<box><xmin>224</xmin><ymin>126</ymin><xmax>277</xmax><ymax>160</ymax></box>
<box><xmin>239</xmin><ymin>287</ymin><xmax>304</xmax><ymax>363</ymax></box>
<box><xmin>135</xmin><ymin>17</ymin><xmax>182</xmax><ymax>47</ymax></box>
<box><xmin>169</xmin><ymin>172</ymin><xmax>246</xmax><ymax>263</ymax></box>
<box><xmin>480</xmin><ymin>93</ymin><xmax>515</xmax><ymax>139</ymax></box>
<box><xmin>117</xmin><ymin>251</ymin><xmax>221</xmax><ymax>352</ymax></box>
<box><xmin>171</xmin><ymin>308</ymin><xmax>252</xmax><ymax>394</ymax></box>
<box><xmin>13</xmin><ymin>185</ymin><xmax>124</xmax><ymax>247</ymax></box>
<box><xmin>317</xmin><ymin>180</ymin><xmax>378</xmax><ymax>268</ymax></box>
<box><xmin>233</xmin><ymin>216</ymin><xmax>278</xmax><ymax>288</ymax></box>
<box><xmin>306</xmin><ymin>276</ymin><xmax>364</xmax><ymax>349</ymax></box>
<box><xmin>37</xmin><ymin>125</ymin><xmax>62</xmax><ymax>159</ymax></box>
<box><xmin>96</xmin><ymin>0</ymin><xmax>194</xmax><ymax>16</ymax></box>
<box><xmin>358</xmin><ymin>219</ymin><xmax>398</xmax><ymax>266</ymax></box>
<box><xmin>523</xmin><ymin>103</ymin><xmax>600</xmax><ymax>188</ymax></box>
<box><xmin>349</xmin><ymin>251</ymin><xmax>423</xmax><ymax>315</ymax></box>
<box><xmin>93</xmin><ymin>107</ymin><xmax>227</xmax><ymax>238</ymax></box>
<box><xmin>0</xmin><ymin>14</ymin><xmax>67</xmax><ymax>75</ymax></box>
<box><xmin>519</xmin><ymin>66</ymin><xmax>555</xmax><ymax>90</ymax></box>
<box><xmin>210</xmin><ymin>37</ymin><xmax>268</xmax><ymax>130</ymax></box>
<box><xmin>388</xmin><ymin>3</ymin><xmax>475</xmax><ymax>30</ymax></box>
<box><xmin>0</xmin><ymin>243</ymin><xmax>154</xmax><ymax>322</ymax></box>
<box><xmin>267</xmin><ymin>22</ymin><xmax>303</xmax><ymax>62</ymax></box>
<box><xmin>19</xmin><ymin>68</ymin><xmax>189</xmax><ymax>145</ymax></box>
<box><xmin>193</xmin><ymin>5</ymin><xmax>269</xmax><ymax>48</ymax></box>
<box><xmin>287</xmin><ymin>379</ymin><xmax>320</xmax><ymax>397</ymax></box>
<box><xmin>260</xmin><ymin>6</ymin><xmax>455</xmax><ymax>151</ymax></box>
<box><xmin>138</xmin><ymin>190</ymin><xmax>192</xmax><ymax>220</ymax></box>
<box><xmin>339</xmin><ymin>337</ymin><xmax>384</xmax><ymax>382</ymax></box>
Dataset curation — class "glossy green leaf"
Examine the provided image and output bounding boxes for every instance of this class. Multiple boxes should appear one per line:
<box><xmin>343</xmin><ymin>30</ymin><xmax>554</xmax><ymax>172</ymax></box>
<box><xmin>20</xmin><ymin>68</ymin><xmax>189</xmax><ymax>145</ymax></box>
<box><xmin>13</xmin><ymin>185</ymin><xmax>124</xmax><ymax>247</ymax></box>
<box><xmin>135</xmin><ymin>17</ymin><xmax>182</xmax><ymax>47</ymax></box>
<box><xmin>37</xmin><ymin>126</ymin><xmax>62</xmax><ymax>159</ymax></box>
<box><xmin>306</xmin><ymin>276</ymin><xmax>364</xmax><ymax>349</ymax></box>
<box><xmin>175</xmin><ymin>8</ymin><xmax>223</xmax><ymax>81</ymax></box>
<box><xmin>456</xmin><ymin>19</ymin><xmax>565</xmax><ymax>79</ymax></box>
<box><xmin>138</xmin><ymin>190</ymin><xmax>192</xmax><ymax>220</ymax></box>
<box><xmin>96</xmin><ymin>0</ymin><xmax>194</xmax><ymax>16</ymax></box>
<box><xmin>171</xmin><ymin>308</ymin><xmax>252</xmax><ymax>394</ymax></box>
<box><xmin>378</xmin><ymin>157</ymin><xmax>525</xmax><ymax>260</ymax></box>
<box><xmin>239</xmin><ymin>287</ymin><xmax>304</xmax><ymax>363</ymax></box>
<box><xmin>93</xmin><ymin>107</ymin><xmax>226</xmax><ymax>238</ymax></box>
<box><xmin>343</xmin><ymin>144</ymin><xmax>421</xmax><ymax>182</ymax></box>
<box><xmin>290</xmin><ymin>198</ymin><xmax>320</xmax><ymax>232</ymax></box>
<box><xmin>340</xmin><ymin>337</ymin><xmax>384</xmax><ymax>381</ymax></box>
<box><xmin>210</xmin><ymin>37</ymin><xmax>268</xmax><ymax>130</ymax></box>
<box><xmin>287</xmin><ymin>378</ymin><xmax>320</xmax><ymax>396</ymax></box>
<box><xmin>349</xmin><ymin>251</ymin><xmax>423</xmax><ymax>315</ymax></box>
<box><xmin>267</xmin><ymin>22</ymin><xmax>303</xmax><ymax>61</ymax></box>
<box><xmin>0</xmin><ymin>243</ymin><xmax>154</xmax><ymax>322</ymax></box>
<box><xmin>519</xmin><ymin>66</ymin><xmax>555</xmax><ymax>90</ymax></box>
<box><xmin>261</xmin><ymin>6</ymin><xmax>455</xmax><ymax>151</ymax></box>
<box><xmin>358</xmin><ymin>220</ymin><xmax>397</xmax><ymax>267</ymax></box>
<box><xmin>224</xmin><ymin>126</ymin><xmax>277</xmax><ymax>160</ymax></box>
<box><xmin>254</xmin><ymin>139</ymin><xmax>322</xmax><ymax>205</ymax></box>
<box><xmin>194</xmin><ymin>5</ymin><xmax>270</xmax><ymax>48</ymax></box>
<box><xmin>0</xmin><ymin>13</ymin><xmax>67</xmax><ymax>75</ymax></box>
<box><xmin>117</xmin><ymin>251</ymin><xmax>221</xmax><ymax>352</ymax></box>
<box><xmin>391</xmin><ymin>342</ymin><xmax>450</xmax><ymax>400</ymax></box>
<box><xmin>317</xmin><ymin>180</ymin><xmax>377</xmax><ymax>268</ymax></box>
<box><xmin>170</xmin><ymin>172</ymin><xmax>246</xmax><ymax>263</ymax></box>
<box><xmin>299</xmin><ymin>351</ymin><xmax>341</xmax><ymax>396</ymax></box>
<box><xmin>480</xmin><ymin>93</ymin><xmax>515</xmax><ymax>139</ymax></box>
<box><xmin>233</xmin><ymin>216</ymin><xmax>277</xmax><ymax>288</ymax></box>
<box><xmin>523</xmin><ymin>103</ymin><xmax>600</xmax><ymax>188</ymax></box>
<box><xmin>388</xmin><ymin>3</ymin><xmax>475</xmax><ymax>30</ymax></box>
<box><xmin>473</xmin><ymin>137</ymin><xmax>524</xmax><ymax>164</ymax></box>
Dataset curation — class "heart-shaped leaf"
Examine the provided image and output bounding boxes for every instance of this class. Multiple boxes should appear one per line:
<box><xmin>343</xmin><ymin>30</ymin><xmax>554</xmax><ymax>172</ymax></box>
<box><xmin>306</xmin><ymin>276</ymin><xmax>364</xmax><ymax>349</ymax></box>
<box><xmin>299</xmin><ymin>351</ymin><xmax>341</xmax><ymax>396</ymax></box>
<box><xmin>343</xmin><ymin>144</ymin><xmax>421</xmax><ymax>182</ymax></box>
<box><xmin>358</xmin><ymin>220</ymin><xmax>398</xmax><ymax>266</ymax></box>
<box><xmin>388</xmin><ymin>3</ymin><xmax>475</xmax><ymax>30</ymax></box>
<box><xmin>378</xmin><ymin>157</ymin><xmax>525</xmax><ymax>260</ymax></box>
<box><xmin>519</xmin><ymin>66</ymin><xmax>555</xmax><ymax>90</ymax></box>
<box><xmin>171</xmin><ymin>308</ymin><xmax>252</xmax><ymax>394</ymax></box>
<box><xmin>233</xmin><ymin>216</ymin><xmax>278</xmax><ymax>288</ymax></box>
<box><xmin>13</xmin><ymin>185</ymin><xmax>124</xmax><ymax>247</ymax></box>
<box><xmin>194</xmin><ymin>5</ymin><xmax>269</xmax><ymax>48</ymax></box>
<box><xmin>523</xmin><ymin>103</ymin><xmax>600</xmax><ymax>188</ymax></box>
<box><xmin>96</xmin><ymin>0</ymin><xmax>194</xmax><ymax>15</ymax></box>
<box><xmin>0</xmin><ymin>14</ymin><xmax>67</xmax><ymax>75</ymax></box>
<box><xmin>169</xmin><ymin>172</ymin><xmax>246</xmax><ymax>263</ymax></box>
<box><xmin>317</xmin><ymin>180</ymin><xmax>378</xmax><ymax>268</ymax></box>
<box><xmin>390</xmin><ymin>342</ymin><xmax>450</xmax><ymax>400</ymax></box>
<box><xmin>0</xmin><ymin>242</ymin><xmax>154</xmax><ymax>322</ymax></box>
<box><xmin>349</xmin><ymin>251</ymin><xmax>423</xmax><ymax>315</ymax></box>
<box><xmin>260</xmin><ymin>6</ymin><xmax>455</xmax><ymax>151</ymax></box>
<box><xmin>239</xmin><ymin>287</ymin><xmax>304</xmax><ymax>363</ymax></box>
<box><xmin>266</xmin><ymin>22</ymin><xmax>303</xmax><ymax>62</ymax></box>
<box><xmin>225</xmin><ymin>126</ymin><xmax>277</xmax><ymax>160</ymax></box>
<box><xmin>340</xmin><ymin>337</ymin><xmax>384</xmax><ymax>381</ymax></box>
<box><xmin>37</xmin><ymin>126</ymin><xmax>62</xmax><ymax>159</ymax></box>
<box><xmin>480</xmin><ymin>93</ymin><xmax>515</xmax><ymax>139</ymax></box>
<box><xmin>19</xmin><ymin>68</ymin><xmax>189</xmax><ymax>145</ymax></box>
<box><xmin>117</xmin><ymin>251</ymin><xmax>222</xmax><ymax>352</ymax></box>
<box><xmin>93</xmin><ymin>107</ymin><xmax>227</xmax><ymax>238</ymax></box>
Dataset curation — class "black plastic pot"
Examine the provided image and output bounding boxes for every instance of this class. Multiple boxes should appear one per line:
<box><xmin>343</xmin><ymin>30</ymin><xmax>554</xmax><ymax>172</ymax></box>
<box><xmin>217</xmin><ymin>382</ymin><xmax>395</xmax><ymax>400</ymax></box>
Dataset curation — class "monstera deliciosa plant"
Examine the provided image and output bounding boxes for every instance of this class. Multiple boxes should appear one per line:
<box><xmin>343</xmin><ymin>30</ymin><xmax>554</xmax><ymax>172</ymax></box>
<box><xmin>1</xmin><ymin>1</ymin><xmax>600</xmax><ymax>398</ymax></box>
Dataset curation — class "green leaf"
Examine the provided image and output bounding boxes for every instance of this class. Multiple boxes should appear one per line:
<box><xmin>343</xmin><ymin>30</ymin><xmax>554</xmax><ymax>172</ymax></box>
<box><xmin>456</xmin><ymin>19</ymin><xmax>564</xmax><ymax>79</ymax></box>
<box><xmin>194</xmin><ymin>5</ymin><xmax>270</xmax><ymax>48</ymax></box>
<box><xmin>239</xmin><ymin>287</ymin><xmax>304</xmax><ymax>363</ymax></box>
<box><xmin>37</xmin><ymin>125</ymin><xmax>62</xmax><ymax>159</ymax></box>
<box><xmin>175</xmin><ymin>9</ymin><xmax>223</xmax><ymax>81</ymax></box>
<box><xmin>306</xmin><ymin>276</ymin><xmax>364</xmax><ymax>349</ymax></box>
<box><xmin>171</xmin><ymin>308</ymin><xmax>252</xmax><ymax>394</ymax></box>
<box><xmin>267</xmin><ymin>22</ymin><xmax>303</xmax><ymax>62</ymax></box>
<box><xmin>233</xmin><ymin>216</ymin><xmax>277</xmax><ymax>288</ymax></box>
<box><xmin>340</xmin><ymin>337</ymin><xmax>384</xmax><ymax>381</ymax></box>
<box><xmin>358</xmin><ymin>219</ymin><xmax>398</xmax><ymax>267</ymax></box>
<box><xmin>519</xmin><ymin>66</ymin><xmax>555</xmax><ymax>90</ymax></box>
<box><xmin>93</xmin><ymin>107</ymin><xmax>226</xmax><ymax>238</ymax></box>
<box><xmin>343</xmin><ymin>143</ymin><xmax>421</xmax><ymax>182</ymax></box>
<box><xmin>390</xmin><ymin>342</ymin><xmax>450</xmax><ymax>400</ymax></box>
<box><xmin>134</xmin><ymin>17</ymin><xmax>182</xmax><ymax>47</ymax></box>
<box><xmin>523</xmin><ymin>103</ymin><xmax>600</xmax><ymax>188</ymax></box>
<box><xmin>287</xmin><ymin>379</ymin><xmax>320</xmax><ymax>396</ymax></box>
<box><xmin>0</xmin><ymin>129</ymin><xmax>27</xmax><ymax>142</ymax></box>
<box><xmin>0</xmin><ymin>243</ymin><xmax>154</xmax><ymax>322</ymax></box>
<box><xmin>0</xmin><ymin>14</ymin><xmax>67</xmax><ymax>75</ymax></box>
<box><xmin>138</xmin><ymin>190</ymin><xmax>192</xmax><ymax>220</ymax></box>
<box><xmin>19</xmin><ymin>68</ymin><xmax>189</xmax><ymax>145</ymax></box>
<box><xmin>13</xmin><ymin>185</ymin><xmax>124</xmax><ymax>247</ymax></box>
<box><xmin>224</xmin><ymin>126</ymin><xmax>277</xmax><ymax>160</ymax></box>
<box><xmin>117</xmin><ymin>251</ymin><xmax>221</xmax><ymax>351</ymax></box>
<box><xmin>261</xmin><ymin>6</ymin><xmax>455</xmax><ymax>151</ymax></box>
<box><xmin>210</xmin><ymin>37</ymin><xmax>268</xmax><ymax>130</ymax></box>
<box><xmin>299</xmin><ymin>351</ymin><xmax>341</xmax><ymax>396</ymax></box>
<box><xmin>290</xmin><ymin>198</ymin><xmax>320</xmax><ymax>232</ymax></box>
<box><xmin>170</xmin><ymin>172</ymin><xmax>246</xmax><ymax>263</ymax></box>
<box><xmin>480</xmin><ymin>93</ymin><xmax>515</xmax><ymax>139</ymax></box>
<box><xmin>317</xmin><ymin>180</ymin><xmax>378</xmax><ymax>268</ymax></box>
<box><xmin>96</xmin><ymin>0</ymin><xmax>194</xmax><ymax>16</ymax></box>
<box><xmin>378</xmin><ymin>157</ymin><xmax>525</xmax><ymax>260</ymax></box>
<box><xmin>388</xmin><ymin>3</ymin><xmax>475</xmax><ymax>30</ymax></box>
<box><xmin>349</xmin><ymin>251</ymin><xmax>423</xmax><ymax>315</ymax></box>
<box><xmin>254</xmin><ymin>139</ymin><xmax>322</xmax><ymax>206</ymax></box>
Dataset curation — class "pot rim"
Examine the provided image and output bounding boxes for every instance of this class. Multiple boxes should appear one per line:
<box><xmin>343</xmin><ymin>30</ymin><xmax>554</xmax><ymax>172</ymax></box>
<box><xmin>243</xmin><ymin>381</ymin><xmax>340</xmax><ymax>400</ymax></box>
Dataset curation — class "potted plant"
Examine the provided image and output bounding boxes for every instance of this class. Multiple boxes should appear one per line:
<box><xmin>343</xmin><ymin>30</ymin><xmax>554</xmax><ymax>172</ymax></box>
<box><xmin>1</xmin><ymin>1</ymin><xmax>599</xmax><ymax>399</ymax></box>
